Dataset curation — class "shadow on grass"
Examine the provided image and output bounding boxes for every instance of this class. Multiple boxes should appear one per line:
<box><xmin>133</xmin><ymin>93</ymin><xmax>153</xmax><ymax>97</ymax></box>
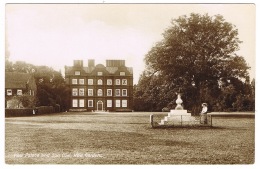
<box><xmin>149</xmin><ymin>125</ymin><xmax>226</xmax><ymax>130</ymax></box>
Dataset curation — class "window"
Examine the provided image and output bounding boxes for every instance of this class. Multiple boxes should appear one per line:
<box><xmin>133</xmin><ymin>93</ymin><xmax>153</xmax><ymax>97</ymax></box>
<box><xmin>107</xmin><ymin>100</ymin><xmax>112</xmax><ymax>107</ymax></box>
<box><xmin>29</xmin><ymin>90</ymin><xmax>32</xmax><ymax>95</ymax></box>
<box><xmin>122</xmin><ymin>89</ymin><xmax>127</xmax><ymax>96</ymax></box>
<box><xmin>72</xmin><ymin>88</ymin><xmax>78</xmax><ymax>96</ymax></box>
<box><xmin>79</xmin><ymin>99</ymin><xmax>85</xmax><ymax>108</ymax></box>
<box><xmin>72</xmin><ymin>99</ymin><xmax>78</xmax><ymax>107</ymax></box>
<box><xmin>88</xmin><ymin>79</ymin><xmax>93</xmax><ymax>85</ymax></box>
<box><xmin>88</xmin><ymin>89</ymin><xmax>93</xmax><ymax>96</ymax></box>
<box><xmin>116</xmin><ymin>100</ymin><xmax>121</xmax><ymax>107</ymax></box>
<box><xmin>107</xmin><ymin>89</ymin><xmax>112</xmax><ymax>96</ymax></box>
<box><xmin>79</xmin><ymin>79</ymin><xmax>85</xmax><ymax>85</ymax></box>
<box><xmin>115</xmin><ymin>89</ymin><xmax>120</xmax><ymax>96</ymax></box>
<box><xmin>97</xmin><ymin>72</ymin><xmax>103</xmax><ymax>76</ymax></box>
<box><xmin>72</xmin><ymin>79</ymin><xmax>78</xmax><ymax>84</ymax></box>
<box><xmin>17</xmin><ymin>90</ymin><xmax>22</xmax><ymax>95</ymax></box>
<box><xmin>122</xmin><ymin>100</ymin><xmax>127</xmax><ymax>107</ymax></box>
<box><xmin>115</xmin><ymin>79</ymin><xmax>120</xmax><ymax>85</ymax></box>
<box><xmin>7</xmin><ymin>89</ymin><xmax>12</xmax><ymax>96</ymax></box>
<box><xmin>122</xmin><ymin>79</ymin><xmax>127</xmax><ymax>85</ymax></box>
<box><xmin>79</xmin><ymin>88</ymin><xmax>85</xmax><ymax>96</ymax></box>
<box><xmin>107</xmin><ymin>79</ymin><xmax>112</xmax><ymax>85</ymax></box>
<box><xmin>97</xmin><ymin>79</ymin><xmax>103</xmax><ymax>85</ymax></box>
<box><xmin>75</xmin><ymin>71</ymin><xmax>80</xmax><ymax>75</ymax></box>
<box><xmin>97</xmin><ymin>89</ymin><xmax>103</xmax><ymax>96</ymax></box>
<box><xmin>120</xmin><ymin>72</ymin><xmax>125</xmax><ymax>76</ymax></box>
<box><xmin>88</xmin><ymin>100</ymin><xmax>93</xmax><ymax>107</ymax></box>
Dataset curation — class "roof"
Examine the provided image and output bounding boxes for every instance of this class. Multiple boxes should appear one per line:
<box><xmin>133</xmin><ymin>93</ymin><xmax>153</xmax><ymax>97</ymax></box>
<box><xmin>5</xmin><ymin>72</ymin><xmax>32</xmax><ymax>89</ymax></box>
<box><xmin>65</xmin><ymin>65</ymin><xmax>133</xmax><ymax>75</ymax></box>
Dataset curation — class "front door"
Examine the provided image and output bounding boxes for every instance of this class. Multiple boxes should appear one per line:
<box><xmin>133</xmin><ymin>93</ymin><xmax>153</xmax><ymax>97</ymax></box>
<box><xmin>97</xmin><ymin>100</ymin><xmax>103</xmax><ymax>111</ymax></box>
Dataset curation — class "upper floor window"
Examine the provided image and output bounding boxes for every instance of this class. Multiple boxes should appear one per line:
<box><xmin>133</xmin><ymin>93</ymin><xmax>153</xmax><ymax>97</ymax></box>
<box><xmin>97</xmin><ymin>89</ymin><xmax>103</xmax><ymax>96</ymax></box>
<box><xmin>120</xmin><ymin>72</ymin><xmax>125</xmax><ymax>76</ymax></box>
<box><xmin>107</xmin><ymin>79</ymin><xmax>112</xmax><ymax>85</ymax></box>
<box><xmin>7</xmin><ymin>89</ymin><xmax>12</xmax><ymax>96</ymax></box>
<box><xmin>97</xmin><ymin>72</ymin><xmax>103</xmax><ymax>76</ymax></box>
<box><xmin>72</xmin><ymin>88</ymin><xmax>78</xmax><ymax>96</ymax></box>
<box><xmin>79</xmin><ymin>79</ymin><xmax>85</xmax><ymax>85</ymax></box>
<box><xmin>79</xmin><ymin>88</ymin><xmax>85</xmax><ymax>96</ymax></box>
<box><xmin>122</xmin><ymin>89</ymin><xmax>127</xmax><ymax>96</ymax></box>
<box><xmin>75</xmin><ymin>71</ymin><xmax>80</xmax><ymax>75</ymax></box>
<box><xmin>122</xmin><ymin>79</ymin><xmax>127</xmax><ymax>85</ymax></box>
<box><xmin>115</xmin><ymin>89</ymin><xmax>120</xmax><ymax>96</ymax></box>
<box><xmin>72</xmin><ymin>79</ymin><xmax>78</xmax><ymax>84</ymax></box>
<box><xmin>88</xmin><ymin>79</ymin><xmax>93</xmax><ymax>85</ymax></box>
<box><xmin>88</xmin><ymin>89</ymin><xmax>93</xmax><ymax>96</ymax></box>
<box><xmin>97</xmin><ymin>79</ymin><xmax>103</xmax><ymax>85</ymax></box>
<box><xmin>107</xmin><ymin>89</ymin><xmax>112</xmax><ymax>96</ymax></box>
<box><xmin>115</xmin><ymin>79</ymin><xmax>120</xmax><ymax>85</ymax></box>
<box><xmin>17</xmin><ymin>90</ymin><xmax>22</xmax><ymax>95</ymax></box>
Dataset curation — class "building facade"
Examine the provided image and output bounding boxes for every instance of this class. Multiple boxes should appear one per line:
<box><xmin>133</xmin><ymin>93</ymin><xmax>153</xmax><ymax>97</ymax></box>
<box><xmin>65</xmin><ymin>59</ymin><xmax>133</xmax><ymax>112</ymax></box>
<box><xmin>5</xmin><ymin>72</ymin><xmax>37</xmax><ymax>108</ymax></box>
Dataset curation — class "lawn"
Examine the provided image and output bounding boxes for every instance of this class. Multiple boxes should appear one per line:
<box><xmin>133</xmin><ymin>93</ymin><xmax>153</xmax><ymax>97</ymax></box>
<box><xmin>5</xmin><ymin>111</ymin><xmax>255</xmax><ymax>164</ymax></box>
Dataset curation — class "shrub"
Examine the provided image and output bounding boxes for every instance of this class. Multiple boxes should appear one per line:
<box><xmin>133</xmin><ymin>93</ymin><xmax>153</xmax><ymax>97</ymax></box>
<box><xmin>36</xmin><ymin>106</ymin><xmax>54</xmax><ymax>115</ymax></box>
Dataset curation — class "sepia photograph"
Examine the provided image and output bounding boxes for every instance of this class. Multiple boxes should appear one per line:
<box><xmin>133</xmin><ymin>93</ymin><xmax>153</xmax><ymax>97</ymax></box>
<box><xmin>3</xmin><ymin>1</ymin><xmax>256</xmax><ymax>166</ymax></box>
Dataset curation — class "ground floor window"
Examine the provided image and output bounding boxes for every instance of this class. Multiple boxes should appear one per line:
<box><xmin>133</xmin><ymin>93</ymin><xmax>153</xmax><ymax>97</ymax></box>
<box><xmin>88</xmin><ymin>100</ymin><xmax>93</xmax><ymax>107</ymax></box>
<box><xmin>7</xmin><ymin>89</ymin><xmax>12</xmax><ymax>96</ymax></box>
<box><xmin>116</xmin><ymin>100</ymin><xmax>121</xmax><ymax>107</ymax></box>
<box><xmin>107</xmin><ymin>100</ymin><xmax>112</xmax><ymax>107</ymax></box>
<box><xmin>79</xmin><ymin>99</ymin><xmax>85</xmax><ymax>108</ymax></box>
<box><xmin>122</xmin><ymin>100</ymin><xmax>127</xmax><ymax>107</ymax></box>
<box><xmin>17</xmin><ymin>89</ymin><xmax>22</xmax><ymax>95</ymax></box>
<box><xmin>72</xmin><ymin>99</ymin><xmax>78</xmax><ymax>107</ymax></box>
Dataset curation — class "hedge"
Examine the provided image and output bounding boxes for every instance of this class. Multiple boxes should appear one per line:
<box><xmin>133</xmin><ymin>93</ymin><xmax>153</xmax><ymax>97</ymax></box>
<box><xmin>5</xmin><ymin>106</ymin><xmax>56</xmax><ymax>117</ymax></box>
<box><xmin>5</xmin><ymin>108</ymin><xmax>35</xmax><ymax>117</ymax></box>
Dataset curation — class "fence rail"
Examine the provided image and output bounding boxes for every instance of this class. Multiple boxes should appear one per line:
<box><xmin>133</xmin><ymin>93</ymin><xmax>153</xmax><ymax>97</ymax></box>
<box><xmin>150</xmin><ymin>114</ymin><xmax>212</xmax><ymax>128</ymax></box>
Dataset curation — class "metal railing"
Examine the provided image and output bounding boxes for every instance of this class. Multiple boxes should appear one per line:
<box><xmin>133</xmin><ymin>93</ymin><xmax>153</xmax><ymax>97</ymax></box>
<box><xmin>150</xmin><ymin>114</ymin><xmax>212</xmax><ymax>128</ymax></box>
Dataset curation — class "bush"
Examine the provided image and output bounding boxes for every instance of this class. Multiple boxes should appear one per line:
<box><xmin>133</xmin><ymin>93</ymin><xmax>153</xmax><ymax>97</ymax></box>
<box><xmin>162</xmin><ymin>107</ymin><xmax>170</xmax><ymax>112</ymax></box>
<box><xmin>36</xmin><ymin>106</ymin><xmax>54</xmax><ymax>115</ymax></box>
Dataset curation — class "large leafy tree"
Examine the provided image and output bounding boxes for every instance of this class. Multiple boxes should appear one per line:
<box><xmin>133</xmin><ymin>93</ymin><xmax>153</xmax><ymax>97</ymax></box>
<box><xmin>137</xmin><ymin>13</ymin><xmax>252</xmax><ymax>112</ymax></box>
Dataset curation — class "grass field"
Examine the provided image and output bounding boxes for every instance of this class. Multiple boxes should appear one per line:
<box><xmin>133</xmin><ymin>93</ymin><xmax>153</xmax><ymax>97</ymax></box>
<box><xmin>5</xmin><ymin>111</ymin><xmax>255</xmax><ymax>164</ymax></box>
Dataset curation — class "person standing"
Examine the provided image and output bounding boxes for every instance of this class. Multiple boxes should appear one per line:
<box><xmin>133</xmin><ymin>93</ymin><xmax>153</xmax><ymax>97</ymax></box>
<box><xmin>200</xmin><ymin>103</ymin><xmax>208</xmax><ymax>124</ymax></box>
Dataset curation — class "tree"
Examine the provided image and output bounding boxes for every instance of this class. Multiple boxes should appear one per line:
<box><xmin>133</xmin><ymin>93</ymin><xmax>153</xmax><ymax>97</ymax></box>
<box><xmin>137</xmin><ymin>13</ymin><xmax>251</xmax><ymax>112</ymax></box>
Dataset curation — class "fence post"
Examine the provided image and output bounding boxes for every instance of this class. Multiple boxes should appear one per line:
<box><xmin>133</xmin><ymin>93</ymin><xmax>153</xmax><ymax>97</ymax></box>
<box><xmin>150</xmin><ymin>114</ymin><xmax>154</xmax><ymax>128</ymax></box>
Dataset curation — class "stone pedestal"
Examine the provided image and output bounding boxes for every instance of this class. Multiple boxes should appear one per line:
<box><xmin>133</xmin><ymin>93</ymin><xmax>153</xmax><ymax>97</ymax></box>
<box><xmin>159</xmin><ymin>94</ymin><xmax>198</xmax><ymax>125</ymax></box>
<box><xmin>159</xmin><ymin>110</ymin><xmax>194</xmax><ymax>125</ymax></box>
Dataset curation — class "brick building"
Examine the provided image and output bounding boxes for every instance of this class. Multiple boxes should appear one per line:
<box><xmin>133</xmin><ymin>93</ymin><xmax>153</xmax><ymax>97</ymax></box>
<box><xmin>65</xmin><ymin>59</ymin><xmax>133</xmax><ymax>112</ymax></box>
<box><xmin>5</xmin><ymin>72</ymin><xmax>37</xmax><ymax>108</ymax></box>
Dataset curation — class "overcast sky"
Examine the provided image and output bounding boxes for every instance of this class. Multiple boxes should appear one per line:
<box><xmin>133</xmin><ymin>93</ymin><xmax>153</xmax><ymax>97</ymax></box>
<box><xmin>6</xmin><ymin>4</ymin><xmax>255</xmax><ymax>84</ymax></box>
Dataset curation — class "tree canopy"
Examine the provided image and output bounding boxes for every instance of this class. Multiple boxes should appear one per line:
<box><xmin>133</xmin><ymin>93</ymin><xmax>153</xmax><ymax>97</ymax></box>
<box><xmin>134</xmin><ymin>13</ymin><xmax>254</xmax><ymax>112</ymax></box>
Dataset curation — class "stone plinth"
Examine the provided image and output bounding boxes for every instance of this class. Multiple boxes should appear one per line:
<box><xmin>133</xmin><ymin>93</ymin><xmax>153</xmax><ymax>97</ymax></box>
<box><xmin>159</xmin><ymin>109</ymin><xmax>195</xmax><ymax>125</ymax></box>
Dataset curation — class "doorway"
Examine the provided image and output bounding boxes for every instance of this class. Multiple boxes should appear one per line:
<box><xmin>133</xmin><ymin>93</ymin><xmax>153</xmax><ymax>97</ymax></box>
<box><xmin>97</xmin><ymin>100</ymin><xmax>103</xmax><ymax>111</ymax></box>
